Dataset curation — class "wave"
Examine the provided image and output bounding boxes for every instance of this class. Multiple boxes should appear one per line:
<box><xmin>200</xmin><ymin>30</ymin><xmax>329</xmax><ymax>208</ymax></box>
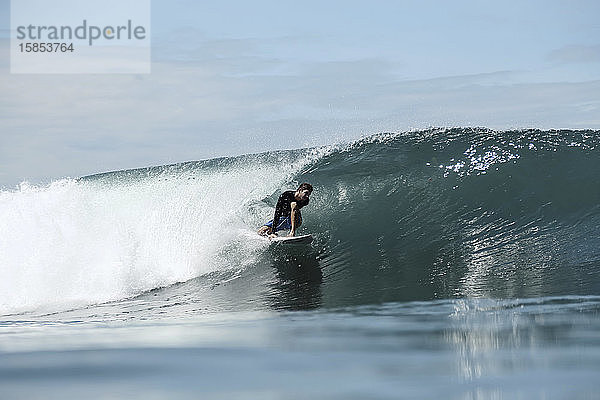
<box><xmin>0</xmin><ymin>148</ymin><xmax>328</xmax><ymax>313</ymax></box>
<box><xmin>1</xmin><ymin>128</ymin><xmax>599</xmax><ymax>313</ymax></box>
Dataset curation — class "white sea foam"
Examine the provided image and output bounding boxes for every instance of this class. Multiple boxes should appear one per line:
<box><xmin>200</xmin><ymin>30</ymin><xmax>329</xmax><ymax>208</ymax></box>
<box><xmin>0</xmin><ymin>148</ymin><xmax>329</xmax><ymax>314</ymax></box>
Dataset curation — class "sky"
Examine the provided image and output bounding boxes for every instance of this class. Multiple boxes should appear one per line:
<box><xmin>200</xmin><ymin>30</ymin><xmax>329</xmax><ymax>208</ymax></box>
<box><xmin>1</xmin><ymin>0</ymin><xmax>599</xmax><ymax>188</ymax></box>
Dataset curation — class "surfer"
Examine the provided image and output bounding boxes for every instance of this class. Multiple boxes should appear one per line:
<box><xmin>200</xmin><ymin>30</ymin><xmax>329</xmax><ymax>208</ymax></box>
<box><xmin>258</xmin><ymin>183</ymin><xmax>313</xmax><ymax>237</ymax></box>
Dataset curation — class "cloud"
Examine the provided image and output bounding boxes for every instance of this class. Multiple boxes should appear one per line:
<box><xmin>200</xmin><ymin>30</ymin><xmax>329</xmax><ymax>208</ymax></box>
<box><xmin>1</xmin><ymin>35</ymin><xmax>600</xmax><ymax>189</ymax></box>
<box><xmin>547</xmin><ymin>44</ymin><xmax>600</xmax><ymax>64</ymax></box>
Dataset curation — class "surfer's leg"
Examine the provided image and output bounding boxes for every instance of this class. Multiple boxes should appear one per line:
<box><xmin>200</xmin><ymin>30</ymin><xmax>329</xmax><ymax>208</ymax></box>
<box><xmin>275</xmin><ymin>216</ymin><xmax>292</xmax><ymax>232</ymax></box>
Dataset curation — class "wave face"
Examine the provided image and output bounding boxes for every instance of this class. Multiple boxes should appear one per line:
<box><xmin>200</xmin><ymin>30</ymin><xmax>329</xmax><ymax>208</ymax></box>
<box><xmin>1</xmin><ymin>128</ymin><xmax>599</xmax><ymax>313</ymax></box>
<box><xmin>299</xmin><ymin>128</ymin><xmax>600</xmax><ymax>307</ymax></box>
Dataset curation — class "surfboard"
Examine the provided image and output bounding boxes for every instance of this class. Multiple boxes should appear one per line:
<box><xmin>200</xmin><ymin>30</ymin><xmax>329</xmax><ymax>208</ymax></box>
<box><xmin>269</xmin><ymin>233</ymin><xmax>313</xmax><ymax>245</ymax></box>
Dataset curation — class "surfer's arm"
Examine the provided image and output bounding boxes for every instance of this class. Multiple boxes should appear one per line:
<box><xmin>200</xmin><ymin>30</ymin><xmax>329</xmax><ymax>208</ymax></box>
<box><xmin>289</xmin><ymin>202</ymin><xmax>298</xmax><ymax>236</ymax></box>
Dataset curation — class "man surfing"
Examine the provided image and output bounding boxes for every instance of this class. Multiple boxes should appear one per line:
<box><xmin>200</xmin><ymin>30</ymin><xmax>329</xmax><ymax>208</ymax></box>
<box><xmin>258</xmin><ymin>182</ymin><xmax>313</xmax><ymax>238</ymax></box>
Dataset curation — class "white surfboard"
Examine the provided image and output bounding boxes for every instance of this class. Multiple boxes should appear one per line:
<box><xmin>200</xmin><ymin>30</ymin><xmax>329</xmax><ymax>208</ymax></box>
<box><xmin>269</xmin><ymin>233</ymin><xmax>313</xmax><ymax>245</ymax></box>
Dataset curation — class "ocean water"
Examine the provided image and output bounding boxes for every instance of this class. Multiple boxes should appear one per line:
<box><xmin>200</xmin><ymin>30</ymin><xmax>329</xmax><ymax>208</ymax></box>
<box><xmin>1</xmin><ymin>128</ymin><xmax>599</xmax><ymax>399</ymax></box>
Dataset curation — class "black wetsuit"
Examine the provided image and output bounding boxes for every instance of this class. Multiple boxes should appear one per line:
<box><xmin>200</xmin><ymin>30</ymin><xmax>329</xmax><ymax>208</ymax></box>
<box><xmin>272</xmin><ymin>190</ymin><xmax>309</xmax><ymax>230</ymax></box>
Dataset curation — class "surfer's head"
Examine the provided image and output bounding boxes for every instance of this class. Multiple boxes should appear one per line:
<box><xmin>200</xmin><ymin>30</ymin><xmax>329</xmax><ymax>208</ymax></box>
<box><xmin>296</xmin><ymin>182</ymin><xmax>313</xmax><ymax>201</ymax></box>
